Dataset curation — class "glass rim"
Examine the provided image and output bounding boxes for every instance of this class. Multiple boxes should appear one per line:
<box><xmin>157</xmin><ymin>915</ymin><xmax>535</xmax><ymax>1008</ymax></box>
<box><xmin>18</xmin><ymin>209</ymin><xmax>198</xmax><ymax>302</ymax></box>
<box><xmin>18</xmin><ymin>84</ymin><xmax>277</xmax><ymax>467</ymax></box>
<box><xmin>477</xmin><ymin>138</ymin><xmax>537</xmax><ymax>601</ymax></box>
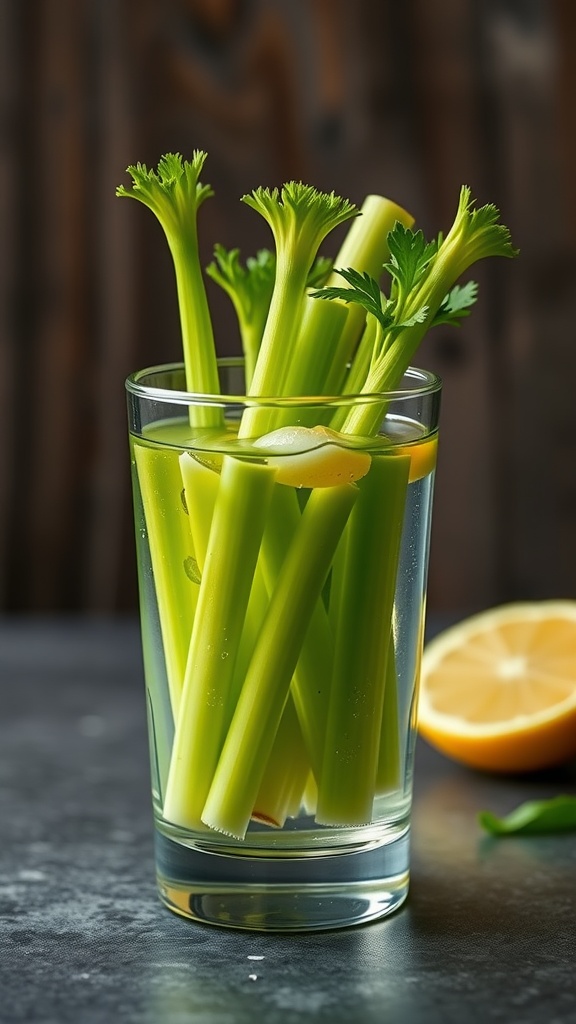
<box><xmin>125</xmin><ymin>358</ymin><xmax>442</xmax><ymax>409</ymax></box>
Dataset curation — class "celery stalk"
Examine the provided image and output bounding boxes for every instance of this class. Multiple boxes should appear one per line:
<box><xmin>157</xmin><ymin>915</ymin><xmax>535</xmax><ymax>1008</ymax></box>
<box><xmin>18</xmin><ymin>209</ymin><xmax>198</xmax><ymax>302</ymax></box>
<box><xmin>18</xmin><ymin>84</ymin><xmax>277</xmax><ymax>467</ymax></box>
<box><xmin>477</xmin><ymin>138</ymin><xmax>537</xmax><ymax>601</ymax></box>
<box><xmin>257</xmin><ymin>485</ymin><xmax>334</xmax><ymax>779</ymax></box>
<box><xmin>117</xmin><ymin>154</ymin><xmax>222</xmax><ymax>428</ymax></box>
<box><xmin>253</xmin><ymin>695</ymin><xmax>311</xmax><ymax>828</ymax></box>
<box><xmin>206</xmin><ymin>247</ymin><xmax>275</xmax><ymax>389</ymax></box>
<box><xmin>329</xmin><ymin>317</ymin><xmax>379</xmax><ymax>432</ymax></box>
<box><xmin>322</xmin><ymin>195</ymin><xmax>414</xmax><ymax>394</ymax></box>
<box><xmin>239</xmin><ymin>183</ymin><xmax>358</xmax><ymax>437</ymax></box>
<box><xmin>133</xmin><ymin>444</ymin><xmax>197</xmax><ymax>715</ymax></box>
<box><xmin>201</xmin><ymin>482</ymin><xmax>358</xmax><ymax>839</ymax></box>
<box><xmin>268</xmin><ymin>296</ymin><xmax>349</xmax><ymax>427</ymax></box>
<box><xmin>375</xmin><ymin>634</ymin><xmax>401</xmax><ymax>793</ymax></box>
<box><xmin>316</xmin><ymin>453</ymin><xmax>410</xmax><ymax>825</ymax></box>
<box><xmin>317</xmin><ymin>186</ymin><xmax>518</xmax><ymax>436</ymax></box>
<box><xmin>162</xmin><ymin>183</ymin><xmax>362</xmax><ymax>830</ymax></box>
<box><xmin>162</xmin><ymin>457</ymin><xmax>277</xmax><ymax>830</ymax></box>
<box><xmin>120</xmin><ymin>156</ymin><xmax>517</xmax><ymax>838</ymax></box>
<box><xmin>179</xmin><ymin>454</ymin><xmax>220</xmax><ymax>572</ymax></box>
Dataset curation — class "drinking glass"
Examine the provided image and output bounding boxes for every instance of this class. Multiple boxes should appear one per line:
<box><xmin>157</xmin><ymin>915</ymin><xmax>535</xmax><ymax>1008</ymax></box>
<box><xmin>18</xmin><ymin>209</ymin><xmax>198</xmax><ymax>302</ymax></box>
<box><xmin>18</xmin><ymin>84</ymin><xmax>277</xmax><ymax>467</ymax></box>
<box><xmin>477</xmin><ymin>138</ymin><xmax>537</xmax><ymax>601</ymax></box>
<box><xmin>126</xmin><ymin>358</ymin><xmax>441</xmax><ymax>931</ymax></box>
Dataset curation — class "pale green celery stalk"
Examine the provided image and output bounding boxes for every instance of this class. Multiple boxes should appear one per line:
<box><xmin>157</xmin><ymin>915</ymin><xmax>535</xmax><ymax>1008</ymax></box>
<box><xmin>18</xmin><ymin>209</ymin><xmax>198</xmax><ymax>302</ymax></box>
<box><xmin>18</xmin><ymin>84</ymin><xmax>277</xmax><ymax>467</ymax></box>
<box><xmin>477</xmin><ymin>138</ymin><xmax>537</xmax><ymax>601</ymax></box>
<box><xmin>329</xmin><ymin>316</ymin><xmax>379</xmax><ymax>432</ymax></box>
<box><xmin>117</xmin><ymin>153</ymin><xmax>222</xmax><ymax>429</ymax></box>
<box><xmin>316</xmin><ymin>453</ymin><xmax>411</xmax><ymax>825</ymax></box>
<box><xmin>181</xmin><ymin>450</ymin><xmax>321</xmax><ymax>816</ymax></box>
<box><xmin>162</xmin><ymin>457</ymin><xmax>277</xmax><ymax>830</ymax></box>
<box><xmin>179</xmin><ymin>453</ymin><xmax>220</xmax><ymax>571</ymax></box>
<box><xmin>267</xmin><ymin>296</ymin><xmax>349</xmax><ymax>429</ymax></box>
<box><xmin>166</xmin><ymin>184</ymin><xmax>360</xmax><ymax>832</ymax></box>
<box><xmin>239</xmin><ymin>183</ymin><xmax>358</xmax><ymax>438</ymax></box>
<box><xmin>322</xmin><ymin>195</ymin><xmax>414</xmax><ymax>395</ymax></box>
<box><xmin>180</xmin><ymin>450</ymin><xmax>269</xmax><ymax>736</ymax></box>
<box><xmin>206</xmin><ymin>247</ymin><xmax>275</xmax><ymax>388</ymax></box>
<box><xmin>313</xmin><ymin>190</ymin><xmax>516</xmax><ymax>822</ymax></box>
<box><xmin>375</xmin><ymin>634</ymin><xmax>401</xmax><ymax>793</ymax></box>
<box><xmin>301</xmin><ymin>772</ymin><xmax>318</xmax><ymax>818</ymax></box>
<box><xmin>133</xmin><ymin>443</ymin><xmax>197</xmax><ymax>716</ymax></box>
<box><xmin>340</xmin><ymin>186</ymin><xmax>518</xmax><ymax>436</ymax></box>
<box><xmin>258</xmin><ymin>485</ymin><xmax>334</xmax><ymax>780</ymax></box>
<box><xmin>120</xmin><ymin>155</ymin><xmax>225</xmax><ymax>816</ymax></box>
<box><xmin>198</xmin><ymin>477</ymin><xmax>316</xmax><ymax>828</ymax></box>
<box><xmin>253</xmin><ymin>695</ymin><xmax>311</xmax><ymax>828</ymax></box>
<box><xmin>201</xmin><ymin>482</ymin><xmax>358</xmax><ymax>840</ymax></box>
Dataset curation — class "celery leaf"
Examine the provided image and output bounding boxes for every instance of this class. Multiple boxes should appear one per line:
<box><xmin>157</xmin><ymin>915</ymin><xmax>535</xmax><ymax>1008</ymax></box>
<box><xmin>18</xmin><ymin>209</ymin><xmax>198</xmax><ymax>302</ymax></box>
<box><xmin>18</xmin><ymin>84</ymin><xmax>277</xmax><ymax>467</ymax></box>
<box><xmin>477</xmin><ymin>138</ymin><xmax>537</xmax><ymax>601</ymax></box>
<box><xmin>431</xmin><ymin>281</ymin><xmax>478</xmax><ymax>327</ymax></box>
<box><xmin>312</xmin><ymin>267</ymin><xmax>428</xmax><ymax>337</ymax></box>
<box><xmin>384</xmin><ymin>224</ymin><xmax>440</xmax><ymax>299</ymax></box>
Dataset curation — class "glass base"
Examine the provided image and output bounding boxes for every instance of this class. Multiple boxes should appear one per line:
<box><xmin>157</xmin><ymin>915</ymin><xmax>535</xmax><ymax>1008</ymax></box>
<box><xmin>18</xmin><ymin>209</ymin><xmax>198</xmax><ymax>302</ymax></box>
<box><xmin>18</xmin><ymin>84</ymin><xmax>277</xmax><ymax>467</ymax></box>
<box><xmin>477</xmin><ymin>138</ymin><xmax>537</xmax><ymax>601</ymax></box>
<box><xmin>154</xmin><ymin>824</ymin><xmax>410</xmax><ymax>932</ymax></box>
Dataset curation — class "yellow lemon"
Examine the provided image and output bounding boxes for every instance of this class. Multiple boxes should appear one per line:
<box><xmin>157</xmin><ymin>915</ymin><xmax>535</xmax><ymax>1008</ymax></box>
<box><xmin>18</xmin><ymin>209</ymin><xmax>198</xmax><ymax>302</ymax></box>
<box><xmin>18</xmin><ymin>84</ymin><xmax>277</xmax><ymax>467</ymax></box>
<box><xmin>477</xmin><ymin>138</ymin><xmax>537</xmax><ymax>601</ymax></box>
<box><xmin>418</xmin><ymin>601</ymin><xmax>576</xmax><ymax>772</ymax></box>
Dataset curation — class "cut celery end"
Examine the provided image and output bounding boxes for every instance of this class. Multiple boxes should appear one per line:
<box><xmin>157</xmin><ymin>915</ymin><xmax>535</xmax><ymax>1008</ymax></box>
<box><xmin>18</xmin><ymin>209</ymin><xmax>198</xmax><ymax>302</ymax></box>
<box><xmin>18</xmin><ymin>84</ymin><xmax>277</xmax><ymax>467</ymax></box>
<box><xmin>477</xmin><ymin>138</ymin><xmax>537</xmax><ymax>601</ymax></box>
<box><xmin>252</xmin><ymin>695</ymin><xmax>311</xmax><ymax>829</ymax></box>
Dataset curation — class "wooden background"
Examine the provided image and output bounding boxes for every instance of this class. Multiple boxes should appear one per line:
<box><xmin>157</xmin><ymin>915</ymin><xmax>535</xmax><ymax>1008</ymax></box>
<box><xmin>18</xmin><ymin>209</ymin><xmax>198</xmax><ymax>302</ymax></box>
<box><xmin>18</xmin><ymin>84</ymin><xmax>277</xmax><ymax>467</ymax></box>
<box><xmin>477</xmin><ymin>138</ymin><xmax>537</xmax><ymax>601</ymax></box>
<box><xmin>1</xmin><ymin>0</ymin><xmax>575</xmax><ymax>615</ymax></box>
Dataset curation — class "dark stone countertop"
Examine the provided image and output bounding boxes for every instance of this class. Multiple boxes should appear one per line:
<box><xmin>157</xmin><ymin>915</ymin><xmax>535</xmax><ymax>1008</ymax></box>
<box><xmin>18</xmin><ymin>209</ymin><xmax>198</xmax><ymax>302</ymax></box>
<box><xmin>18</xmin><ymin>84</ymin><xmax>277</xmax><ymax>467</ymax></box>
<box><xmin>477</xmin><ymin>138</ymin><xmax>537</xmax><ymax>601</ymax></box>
<box><xmin>1</xmin><ymin>618</ymin><xmax>575</xmax><ymax>1024</ymax></box>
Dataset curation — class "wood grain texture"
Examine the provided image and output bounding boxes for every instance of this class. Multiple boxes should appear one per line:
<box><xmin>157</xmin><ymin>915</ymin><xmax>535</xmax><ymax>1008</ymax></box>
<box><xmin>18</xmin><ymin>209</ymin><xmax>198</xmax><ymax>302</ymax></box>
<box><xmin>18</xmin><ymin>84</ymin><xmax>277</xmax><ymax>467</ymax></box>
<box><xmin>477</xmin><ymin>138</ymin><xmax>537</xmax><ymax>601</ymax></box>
<box><xmin>1</xmin><ymin>0</ymin><xmax>574</xmax><ymax>612</ymax></box>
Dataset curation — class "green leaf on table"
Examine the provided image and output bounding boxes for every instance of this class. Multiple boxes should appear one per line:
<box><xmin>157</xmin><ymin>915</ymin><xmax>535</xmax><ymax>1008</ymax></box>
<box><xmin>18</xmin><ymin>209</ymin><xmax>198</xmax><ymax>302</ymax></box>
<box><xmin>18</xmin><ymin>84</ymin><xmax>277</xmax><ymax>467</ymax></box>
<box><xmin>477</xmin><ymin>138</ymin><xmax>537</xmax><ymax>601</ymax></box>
<box><xmin>478</xmin><ymin>796</ymin><xmax>576</xmax><ymax>836</ymax></box>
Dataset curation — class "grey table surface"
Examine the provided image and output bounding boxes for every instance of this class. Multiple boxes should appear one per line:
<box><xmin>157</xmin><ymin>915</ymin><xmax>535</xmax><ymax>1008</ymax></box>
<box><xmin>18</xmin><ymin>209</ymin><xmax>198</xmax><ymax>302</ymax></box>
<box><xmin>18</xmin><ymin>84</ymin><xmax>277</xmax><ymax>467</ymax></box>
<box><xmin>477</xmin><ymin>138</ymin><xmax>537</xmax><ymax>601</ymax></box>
<box><xmin>1</xmin><ymin>617</ymin><xmax>575</xmax><ymax>1024</ymax></box>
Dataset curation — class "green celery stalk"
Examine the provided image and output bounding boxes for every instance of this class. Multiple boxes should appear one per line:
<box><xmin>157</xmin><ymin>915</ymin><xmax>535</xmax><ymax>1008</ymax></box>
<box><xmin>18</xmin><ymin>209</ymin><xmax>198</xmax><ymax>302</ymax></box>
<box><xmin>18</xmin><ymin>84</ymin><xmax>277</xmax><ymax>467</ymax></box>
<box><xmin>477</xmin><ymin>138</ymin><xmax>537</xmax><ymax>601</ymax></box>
<box><xmin>180</xmin><ymin>452</ymin><xmax>290</xmax><ymax>764</ymax></box>
<box><xmin>253</xmin><ymin>695</ymin><xmax>311</xmax><ymax>828</ymax></box>
<box><xmin>375</xmin><ymin>634</ymin><xmax>401</xmax><ymax>793</ymax></box>
<box><xmin>206</xmin><ymin>247</ymin><xmax>276</xmax><ymax>388</ymax></box>
<box><xmin>117</xmin><ymin>153</ymin><xmax>222</xmax><ymax>428</ymax></box>
<box><xmin>162</xmin><ymin>184</ymin><xmax>361</xmax><ymax>830</ymax></box>
<box><xmin>201</xmin><ymin>482</ymin><xmax>358</xmax><ymax>839</ymax></box>
<box><xmin>121</xmin><ymin>158</ymin><xmax>517</xmax><ymax>838</ymax></box>
<box><xmin>179</xmin><ymin>453</ymin><xmax>220</xmax><ymax>572</ymax></box>
<box><xmin>343</xmin><ymin>313</ymin><xmax>379</xmax><ymax>393</ymax></box>
<box><xmin>162</xmin><ymin>456</ymin><xmax>277</xmax><ymax>830</ymax></box>
<box><xmin>257</xmin><ymin>485</ymin><xmax>334</xmax><ymax>780</ymax></box>
<box><xmin>133</xmin><ymin>443</ymin><xmax>197</xmax><ymax>715</ymax></box>
<box><xmin>329</xmin><ymin>317</ymin><xmax>379</xmax><ymax>431</ymax></box>
<box><xmin>316</xmin><ymin>187</ymin><xmax>518</xmax><ymax>435</ymax></box>
<box><xmin>301</xmin><ymin>772</ymin><xmax>318</xmax><ymax>818</ymax></box>
<box><xmin>322</xmin><ymin>195</ymin><xmax>414</xmax><ymax>395</ymax></box>
<box><xmin>316</xmin><ymin>452</ymin><xmax>411</xmax><ymax>825</ymax></box>
<box><xmin>268</xmin><ymin>295</ymin><xmax>349</xmax><ymax>427</ymax></box>
<box><xmin>239</xmin><ymin>183</ymin><xmax>358</xmax><ymax>437</ymax></box>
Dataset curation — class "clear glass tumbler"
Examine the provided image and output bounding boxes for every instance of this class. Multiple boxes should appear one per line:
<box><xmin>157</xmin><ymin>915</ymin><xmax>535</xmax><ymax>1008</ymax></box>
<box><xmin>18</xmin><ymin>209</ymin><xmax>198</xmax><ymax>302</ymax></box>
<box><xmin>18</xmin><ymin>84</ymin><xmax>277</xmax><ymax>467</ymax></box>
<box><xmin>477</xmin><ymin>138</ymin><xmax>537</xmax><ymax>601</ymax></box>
<box><xmin>126</xmin><ymin>358</ymin><xmax>441</xmax><ymax>931</ymax></box>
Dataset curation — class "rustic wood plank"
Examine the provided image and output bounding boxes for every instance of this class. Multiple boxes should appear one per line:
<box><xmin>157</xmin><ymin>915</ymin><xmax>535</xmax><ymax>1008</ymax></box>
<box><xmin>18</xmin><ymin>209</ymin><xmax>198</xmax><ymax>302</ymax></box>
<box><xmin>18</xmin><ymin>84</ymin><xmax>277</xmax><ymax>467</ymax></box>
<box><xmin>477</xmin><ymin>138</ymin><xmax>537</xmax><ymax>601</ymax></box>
<box><xmin>493</xmin><ymin>1</ymin><xmax>576</xmax><ymax>600</ymax></box>
<box><xmin>82</xmin><ymin>0</ymin><xmax>139</xmax><ymax>611</ymax></box>
<box><xmin>0</xmin><ymin>0</ymin><xmax>18</xmax><ymax>604</ymax></box>
<box><xmin>18</xmin><ymin>0</ymin><xmax>90</xmax><ymax>608</ymax></box>
<box><xmin>408</xmin><ymin>0</ymin><xmax>498</xmax><ymax>612</ymax></box>
<box><xmin>0</xmin><ymin>0</ymin><xmax>574</xmax><ymax>613</ymax></box>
